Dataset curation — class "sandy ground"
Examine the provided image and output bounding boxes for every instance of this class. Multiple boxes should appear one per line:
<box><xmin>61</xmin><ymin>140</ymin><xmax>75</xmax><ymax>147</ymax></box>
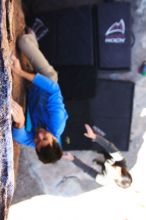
<box><xmin>8</xmin><ymin>130</ymin><xmax>146</xmax><ymax>220</ymax></box>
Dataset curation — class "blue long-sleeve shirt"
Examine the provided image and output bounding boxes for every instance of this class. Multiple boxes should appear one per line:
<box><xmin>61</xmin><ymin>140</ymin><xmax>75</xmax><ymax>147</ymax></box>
<box><xmin>12</xmin><ymin>73</ymin><xmax>68</xmax><ymax>148</ymax></box>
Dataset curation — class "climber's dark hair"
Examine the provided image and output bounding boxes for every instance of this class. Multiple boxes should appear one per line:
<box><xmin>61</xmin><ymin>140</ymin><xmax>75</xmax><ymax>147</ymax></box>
<box><xmin>35</xmin><ymin>139</ymin><xmax>63</xmax><ymax>164</ymax></box>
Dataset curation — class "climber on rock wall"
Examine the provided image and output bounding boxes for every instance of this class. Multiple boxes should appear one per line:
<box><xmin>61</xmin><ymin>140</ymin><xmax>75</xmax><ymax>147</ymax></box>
<box><xmin>11</xmin><ymin>20</ymin><xmax>68</xmax><ymax>164</ymax></box>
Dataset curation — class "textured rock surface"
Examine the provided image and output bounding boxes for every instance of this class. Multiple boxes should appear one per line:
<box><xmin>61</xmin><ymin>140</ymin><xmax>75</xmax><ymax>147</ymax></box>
<box><xmin>0</xmin><ymin>0</ymin><xmax>25</xmax><ymax>219</ymax></box>
<box><xmin>9</xmin><ymin>0</ymin><xmax>146</xmax><ymax>219</ymax></box>
<box><xmin>0</xmin><ymin>0</ymin><xmax>14</xmax><ymax>219</ymax></box>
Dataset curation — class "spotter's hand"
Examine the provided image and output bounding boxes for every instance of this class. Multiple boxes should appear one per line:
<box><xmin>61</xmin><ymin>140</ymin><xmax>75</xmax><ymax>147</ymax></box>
<box><xmin>84</xmin><ymin>124</ymin><xmax>96</xmax><ymax>140</ymax></box>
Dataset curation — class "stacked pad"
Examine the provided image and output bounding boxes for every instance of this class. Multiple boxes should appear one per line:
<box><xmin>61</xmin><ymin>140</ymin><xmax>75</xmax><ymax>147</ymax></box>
<box><xmin>39</xmin><ymin>5</ymin><xmax>94</xmax><ymax>66</ymax></box>
<box><xmin>96</xmin><ymin>2</ymin><xmax>131</xmax><ymax>70</ymax></box>
<box><xmin>62</xmin><ymin>79</ymin><xmax>134</xmax><ymax>151</ymax></box>
<box><xmin>38</xmin><ymin>2</ymin><xmax>131</xmax><ymax>74</ymax></box>
<box><xmin>36</xmin><ymin>3</ymin><xmax>133</xmax><ymax>151</ymax></box>
<box><xmin>89</xmin><ymin>79</ymin><xmax>134</xmax><ymax>151</ymax></box>
<box><xmin>38</xmin><ymin>6</ymin><xmax>97</xmax><ymax>100</ymax></box>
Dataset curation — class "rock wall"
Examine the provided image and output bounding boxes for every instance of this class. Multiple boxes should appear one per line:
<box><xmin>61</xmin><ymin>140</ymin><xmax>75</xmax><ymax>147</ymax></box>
<box><xmin>0</xmin><ymin>0</ymin><xmax>25</xmax><ymax>219</ymax></box>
